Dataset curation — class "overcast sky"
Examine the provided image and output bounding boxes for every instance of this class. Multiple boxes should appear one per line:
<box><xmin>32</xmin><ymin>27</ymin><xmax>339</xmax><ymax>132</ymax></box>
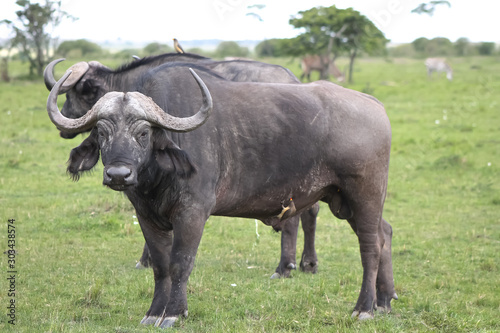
<box><xmin>1</xmin><ymin>0</ymin><xmax>499</xmax><ymax>45</ymax></box>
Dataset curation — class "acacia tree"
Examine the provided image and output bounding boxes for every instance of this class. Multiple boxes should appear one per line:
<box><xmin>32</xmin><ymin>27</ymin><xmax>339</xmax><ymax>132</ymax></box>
<box><xmin>1</xmin><ymin>0</ymin><xmax>75</xmax><ymax>76</ymax></box>
<box><xmin>289</xmin><ymin>6</ymin><xmax>388</xmax><ymax>83</ymax></box>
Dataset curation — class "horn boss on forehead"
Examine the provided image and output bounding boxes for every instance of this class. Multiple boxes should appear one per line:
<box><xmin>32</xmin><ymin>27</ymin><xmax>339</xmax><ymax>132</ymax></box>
<box><xmin>43</xmin><ymin>59</ymin><xmax>90</xmax><ymax>94</ymax></box>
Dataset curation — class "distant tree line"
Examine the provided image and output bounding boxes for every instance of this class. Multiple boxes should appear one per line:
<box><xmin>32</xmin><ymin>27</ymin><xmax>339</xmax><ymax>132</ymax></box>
<box><xmin>20</xmin><ymin>36</ymin><xmax>496</xmax><ymax>64</ymax></box>
<box><xmin>388</xmin><ymin>37</ymin><xmax>498</xmax><ymax>58</ymax></box>
<box><xmin>57</xmin><ymin>39</ymin><xmax>103</xmax><ymax>58</ymax></box>
<box><xmin>255</xmin><ymin>37</ymin><xmax>498</xmax><ymax>59</ymax></box>
<box><xmin>46</xmin><ymin>39</ymin><xmax>250</xmax><ymax>61</ymax></box>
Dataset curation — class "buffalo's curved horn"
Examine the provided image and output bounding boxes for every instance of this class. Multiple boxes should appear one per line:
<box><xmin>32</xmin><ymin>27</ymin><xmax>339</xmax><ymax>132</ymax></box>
<box><xmin>46</xmin><ymin>70</ymin><xmax>98</xmax><ymax>133</ymax></box>
<box><xmin>43</xmin><ymin>58</ymin><xmax>66</xmax><ymax>91</ymax></box>
<box><xmin>43</xmin><ymin>58</ymin><xmax>90</xmax><ymax>94</ymax></box>
<box><xmin>140</xmin><ymin>68</ymin><xmax>213</xmax><ymax>133</ymax></box>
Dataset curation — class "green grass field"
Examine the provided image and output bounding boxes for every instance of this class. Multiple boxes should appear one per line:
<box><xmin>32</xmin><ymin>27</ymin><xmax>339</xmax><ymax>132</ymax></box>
<box><xmin>1</xmin><ymin>56</ymin><xmax>499</xmax><ymax>332</ymax></box>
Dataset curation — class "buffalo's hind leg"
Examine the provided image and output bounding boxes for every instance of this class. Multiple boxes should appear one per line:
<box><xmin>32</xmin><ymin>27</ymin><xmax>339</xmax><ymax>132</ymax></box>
<box><xmin>348</xmin><ymin>213</ymin><xmax>396</xmax><ymax>319</ymax></box>
<box><xmin>347</xmin><ymin>217</ymin><xmax>397</xmax><ymax>315</ymax></box>
<box><xmin>327</xmin><ymin>186</ymin><xmax>395</xmax><ymax>319</ymax></box>
<box><xmin>136</xmin><ymin>242</ymin><xmax>152</xmax><ymax>269</ymax></box>
<box><xmin>271</xmin><ymin>215</ymin><xmax>300</xmax><ymax>279</ymax></box>
<box><xmin>376</xmin><ymin>218</ymin><xmax>397</xmax><ymax>313</ymax></box>
<box><xmin>348</xmin><ymin>208</ymin><xmax>383</xmax><ymax>320</ymax></box>
<box><xmin>271</xmin><ymin>203</ymin><xmax>320</xmax><ymax>279</ymax></box>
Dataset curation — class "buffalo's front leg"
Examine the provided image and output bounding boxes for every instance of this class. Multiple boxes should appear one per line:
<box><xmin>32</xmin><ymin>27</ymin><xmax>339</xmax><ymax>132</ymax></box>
<box><xmin>156</xmin><ymin>213</ymin><xmax>207</xmax><ymax>328</ymax></box>
<box><xmin>299</xmin><ymin>203</ymin><xmax>319</xmax><ymax>273</ymax></box>
<box><xmin>137</xmin><ymin>217</ymin><xmax>173</xmax><ymax>326</ymax></box>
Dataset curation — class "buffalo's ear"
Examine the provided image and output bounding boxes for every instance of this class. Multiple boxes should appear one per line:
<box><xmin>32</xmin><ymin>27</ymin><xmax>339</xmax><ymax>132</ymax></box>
<box><xmin>75</xmin><ymin>79</ymin><xmax>103</xmax><ymax>104</ymax></box>
<box><xmin>67</xmin><ymin>128</ymin><xmax>100</xmax><ymax>181</ymax></box>
<box><xmin>153</xmin><ymin>129</ymin><xmax>196</xmax><ymax>178</ymax></box>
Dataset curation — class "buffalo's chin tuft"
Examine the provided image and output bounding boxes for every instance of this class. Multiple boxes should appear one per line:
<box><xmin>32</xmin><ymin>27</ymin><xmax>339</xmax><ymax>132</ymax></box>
<box><xmin>67</xmin><ymin>168</ymin><xmax>94</xmax><ymax>182</ymax></box>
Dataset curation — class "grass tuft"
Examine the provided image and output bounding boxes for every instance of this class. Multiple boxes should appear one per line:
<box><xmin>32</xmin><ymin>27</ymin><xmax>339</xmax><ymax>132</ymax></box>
<box><xmin>77</xmin><ymin>279</ymin><xmax>106</xmax><ymax>308</ymax></box>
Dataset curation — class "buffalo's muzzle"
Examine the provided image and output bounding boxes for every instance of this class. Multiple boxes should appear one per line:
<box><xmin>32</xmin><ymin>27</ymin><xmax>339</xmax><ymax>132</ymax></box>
<box><xmin>103</xmin><ymin>165</ymin><xmax>137</xmax><ymax>190</ymax></box>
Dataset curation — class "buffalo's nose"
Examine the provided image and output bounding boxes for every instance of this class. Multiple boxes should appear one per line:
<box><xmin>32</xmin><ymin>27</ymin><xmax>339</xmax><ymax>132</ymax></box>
<box><xmin>105</xmin><ymin>166</ymin><xmax>133</xmax><ymax>184</ymax></box>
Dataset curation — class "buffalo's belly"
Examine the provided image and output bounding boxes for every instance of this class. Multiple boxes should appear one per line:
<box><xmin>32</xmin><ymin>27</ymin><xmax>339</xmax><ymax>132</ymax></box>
<box><xmin>212</xmin><ymin>170</ymin><xmax>331</xmax><ymax>218</ymax></box>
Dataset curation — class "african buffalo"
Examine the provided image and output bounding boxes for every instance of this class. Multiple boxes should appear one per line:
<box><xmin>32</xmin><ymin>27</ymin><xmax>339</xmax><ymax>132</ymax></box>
<box><xmin>47</xmin><ymin>63</ymin><xmax>396</xmax><ymax>327</ymax></box>
<box><xmin>44</xmin><ymin>55</ymin><xmax>317</xmax><ymax>278</ymax></box>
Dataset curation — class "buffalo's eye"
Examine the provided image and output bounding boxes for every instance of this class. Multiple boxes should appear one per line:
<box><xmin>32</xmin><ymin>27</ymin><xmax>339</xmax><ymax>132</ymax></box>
<box><xmin>97</xmin><ymin>129</ymin><xmax>106</xmax><ymax>143</ymax></box>
<box><xmin>136</xmin><ymin>128</ymin><xmax>150</xmax><ymax>147</ymax></box>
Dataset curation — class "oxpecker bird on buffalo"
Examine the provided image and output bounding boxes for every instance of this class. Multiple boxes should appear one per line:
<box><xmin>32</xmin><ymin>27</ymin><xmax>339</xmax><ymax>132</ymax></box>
<box><xmin>173</xmin><ymin>38</ymin><xmax>184</xmax><ymax>53</ymax></box>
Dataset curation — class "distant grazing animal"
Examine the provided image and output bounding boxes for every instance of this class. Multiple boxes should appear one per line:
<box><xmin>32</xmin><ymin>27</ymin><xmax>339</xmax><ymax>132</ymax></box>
<box><xmin>173</xmin><ymin>38</ymin><xmax>184</xmax><ymax>53</ymax></box>
<box><xmin>425</xmin><ymin>57</ymin><xmax>453</xmax><ymax>81</ymax></box>
<box><xmin>301</xmin><ymin>54</ymin><xmax>344</xmax><ymax>82</ymax></box>
<box><xmin>44</xmin><ymin>55</ymin><xmax>316</xmax><ymax>279</ymax></box>
<box><xmin>47</xmin><ymin>63</ymin><xmax>396</xmax><ymax>328</ymax></box>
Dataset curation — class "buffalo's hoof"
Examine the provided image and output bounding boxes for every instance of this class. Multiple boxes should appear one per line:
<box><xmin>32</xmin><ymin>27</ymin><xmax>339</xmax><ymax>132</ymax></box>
<box><xmin>351</xmin><ymin>311</ymin><xmax>374</xmax><ymax>320</ymax></box>
<box><xmin>157</xmin><ymin>316</ymin><xmax>178</xmax><ymax>328</ymax></box>
<box><xmin>135</xmin><ymin>262</ymin><xmax>147</xmax><ymax>269</ymax></box>
<box><xmin>376</xmin><ymin>292</ymin><xmax>398</xmax><ymax>312</ymax></box>
<box><xmin>377</xmin><ymin>305</ymin><xmax>391</xmax><ymax>314</ymax></box>
<box><xmin>270</xmin><ymin>263</ymin><xmax>296</xmax><ymax>279</ymax></box>
<box><xmin>299</xmin><ymin>260</ymin><xmax>318</xmax><ymax>273</ymax></box>
<box><xmin>140</xmin><ymin>315</ymin><xmax>161</xmax><ymax>325</ymax></box>
<box><xmin>153</xmin><ymin>310</ymin><xmax>187</xmax><ymax>328</ymax></box>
